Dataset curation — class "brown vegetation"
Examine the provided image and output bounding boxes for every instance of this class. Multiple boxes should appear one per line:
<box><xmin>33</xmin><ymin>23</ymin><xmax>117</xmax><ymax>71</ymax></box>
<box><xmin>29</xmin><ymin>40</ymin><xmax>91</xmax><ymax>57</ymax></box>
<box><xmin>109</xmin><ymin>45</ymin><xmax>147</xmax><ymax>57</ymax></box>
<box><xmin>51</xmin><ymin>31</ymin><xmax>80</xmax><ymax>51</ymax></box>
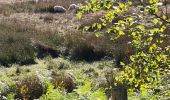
<box><xmin>51</xmin><ymin>71</ymin><xmax>77</xmax><ymax>92</ymax></box>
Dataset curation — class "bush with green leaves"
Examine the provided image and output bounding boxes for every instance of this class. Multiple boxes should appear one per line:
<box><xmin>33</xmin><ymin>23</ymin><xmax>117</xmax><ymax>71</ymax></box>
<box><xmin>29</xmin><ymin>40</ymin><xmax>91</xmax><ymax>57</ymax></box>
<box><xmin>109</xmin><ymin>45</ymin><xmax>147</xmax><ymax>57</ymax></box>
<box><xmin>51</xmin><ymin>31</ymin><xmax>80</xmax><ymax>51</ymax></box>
<box><xmin>40</xmin><ymin>82</ymin><xmax>67</xmax><ymax>100</ymax></box>
<box><xmin>40</xmin><ymin>81</ymin><xmax>107</xmax><ymax>100</ymax></box>
<box><xmin>78</xmin><ymin>0</ymin><xmax>170</xmax><ymax>98</ymax></box>
<box><xmin>74</xmin><ymin>82</ymin><xmax>107</xmax><ymax>100</ymax></box>
<box><xmin>0</xmin><ymin>75</ymin><xmax>16</xmax><ymax>99</ymax></box>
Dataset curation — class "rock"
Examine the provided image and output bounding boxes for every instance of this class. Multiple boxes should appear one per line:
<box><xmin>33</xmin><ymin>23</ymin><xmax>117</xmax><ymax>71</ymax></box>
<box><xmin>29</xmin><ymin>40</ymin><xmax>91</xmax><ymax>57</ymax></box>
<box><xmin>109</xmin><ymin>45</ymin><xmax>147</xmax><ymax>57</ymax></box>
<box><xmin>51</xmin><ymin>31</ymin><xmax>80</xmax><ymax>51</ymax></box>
<box><xmin>53</xmin><ymin>6</ymin><xmax>66</xmax><ymax>13</ymax></box>
<box><xmin>68</xmin><ymin>4</ymin><xmax>77</xmax><ymax>10</ymax></box>
<box><xmin>68</xmin><ymin>4</ymin><xmax>82</xmax><ymax>14</ymax></box>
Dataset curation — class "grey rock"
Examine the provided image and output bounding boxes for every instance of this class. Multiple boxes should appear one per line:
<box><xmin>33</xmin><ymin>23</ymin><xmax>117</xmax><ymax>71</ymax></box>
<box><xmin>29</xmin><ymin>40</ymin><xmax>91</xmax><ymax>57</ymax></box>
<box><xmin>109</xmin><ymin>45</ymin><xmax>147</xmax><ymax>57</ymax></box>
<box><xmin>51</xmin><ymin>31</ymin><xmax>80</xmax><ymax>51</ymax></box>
<box><xmin>53</xmin><ymin>6</ymin><xmax>66</xmax><ymax>13</ymax></box>
<box><xmin>68</xmin><ymin>4</ymin><xmax>78</xmax><ymax>10</ymax></box>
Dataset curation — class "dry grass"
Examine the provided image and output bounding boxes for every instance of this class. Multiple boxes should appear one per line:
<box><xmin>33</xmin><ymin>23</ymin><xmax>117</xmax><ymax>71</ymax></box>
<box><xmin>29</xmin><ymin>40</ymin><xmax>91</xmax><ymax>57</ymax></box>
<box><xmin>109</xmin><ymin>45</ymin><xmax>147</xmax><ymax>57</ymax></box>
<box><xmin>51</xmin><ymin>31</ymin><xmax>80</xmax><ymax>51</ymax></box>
<box><xmin>0</xmin><ymin>16</ymin><xmax>64</xmax><ymax>66</ymax></box>
<box><xmin>0</xmin><ymin>21</ymin><xmax>36</xmax><ymax>66</ymax></box>
<box><xmin>0</xmin><ymin>10</ymin><xmax>116</xmax><ymax>65</ymax></box>
<box><xmin>63</xmin><ymin>30</ymin><xmax>114</xmax><ymax>61</ymax></box>
<box><xmin>0</xmin><ymin>0</ymin><xmax>84</xmax><ymax>15</ymax></box>
<box><xmin>0</xmin><ymin>0</ymin><xmax>139</xmax><ymax>65</ymax></box>
<box><xmin>79</xmin><ymin>11</ymin><xmax>106</xmax><ymax>31</ymax></box>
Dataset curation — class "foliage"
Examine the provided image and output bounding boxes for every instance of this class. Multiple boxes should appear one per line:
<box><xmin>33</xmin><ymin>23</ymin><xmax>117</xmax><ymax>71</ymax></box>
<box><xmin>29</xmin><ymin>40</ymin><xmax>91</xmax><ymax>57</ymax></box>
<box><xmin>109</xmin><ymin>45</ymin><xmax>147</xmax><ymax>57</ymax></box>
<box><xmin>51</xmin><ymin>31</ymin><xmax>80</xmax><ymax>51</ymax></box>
<box><xmin>40</xmin><ymin>81</ymin><xmax>67</xmax><ymax>100</ymax></box>
<box><xmin>6</xmin><ymin>93</ymin><xmax>15</xmax><ymax>100</ymax></box>
<box><xmin>51</xmin><ymin>71</ymin><xmax>77</xmax><ymax>92</ymax></box>
<box><xmin>74</xmin><ymin>82</ymin><xmax>107</xmax><ymax>100</ymax></box>
<box><xmin>78</xmin><ymin>0</ymin><xmax>170</xmax><ymax>97</ymax></box>
<box><xmin>40</xmin><ymin>81</ymin><xmax>107</xmax><ymax>100</ymax></box>
<box><xmin>0</xmin><ymin>75</ymin><xmax>16</xmax><ymax>98</ymax></box>
<box><xmin>16</xmin><ymin>75</ymin><xmax>45</xmax><ymax>100</ymax></box>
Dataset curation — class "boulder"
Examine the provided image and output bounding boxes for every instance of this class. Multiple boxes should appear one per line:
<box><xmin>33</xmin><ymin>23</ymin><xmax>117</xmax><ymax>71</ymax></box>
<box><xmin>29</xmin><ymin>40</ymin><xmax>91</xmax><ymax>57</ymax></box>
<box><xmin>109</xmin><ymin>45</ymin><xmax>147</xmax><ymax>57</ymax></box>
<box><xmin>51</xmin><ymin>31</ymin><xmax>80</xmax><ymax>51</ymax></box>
<box><xmin>68</xmin><ymin>4</ymin><xmax>77</xmax><ymax>10</ymax></box>
<box><xmin>53</xmin><ymin>6</ymin><xmax>66</xmax><ymax>13</ymax></box>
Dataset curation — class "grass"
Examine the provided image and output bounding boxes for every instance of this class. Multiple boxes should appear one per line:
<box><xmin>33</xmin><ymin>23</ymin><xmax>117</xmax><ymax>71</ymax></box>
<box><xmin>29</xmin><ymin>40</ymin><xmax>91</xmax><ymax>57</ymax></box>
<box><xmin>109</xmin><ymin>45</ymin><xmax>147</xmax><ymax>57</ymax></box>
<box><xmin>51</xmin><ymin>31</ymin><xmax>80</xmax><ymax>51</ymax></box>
<box><xmin>0</xmin><ymin>57</ymin><xmax>115</xmax><ymax>99</ymax></box>
<box><xmin>1</xmin><ymin>57</ymin><xmax>168</xmax><ymax>99</ymax></box>
<box><xmin>0</xmin><ymin>11</ymin><xmax>116</xmax><ymax>66</ymax></box>
<box><xmin>0</xmin><ymin>0</ymin><xmax>85</xmax><ymax>15</ymax></box>
<box><xmin>0</xmin><ymin>22</ymin><xmax>35</xmax><ymax>66</ymax></box>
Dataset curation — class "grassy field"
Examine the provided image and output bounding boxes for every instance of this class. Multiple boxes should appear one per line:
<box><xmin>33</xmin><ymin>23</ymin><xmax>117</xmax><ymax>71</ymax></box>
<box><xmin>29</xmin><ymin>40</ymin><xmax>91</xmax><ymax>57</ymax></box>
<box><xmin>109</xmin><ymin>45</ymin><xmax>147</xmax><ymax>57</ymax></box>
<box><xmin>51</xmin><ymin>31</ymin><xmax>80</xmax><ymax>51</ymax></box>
<box><xmin>0</xmin><ymin>0</ymin><xmax>169</xmax><ymax>100</ymax></box>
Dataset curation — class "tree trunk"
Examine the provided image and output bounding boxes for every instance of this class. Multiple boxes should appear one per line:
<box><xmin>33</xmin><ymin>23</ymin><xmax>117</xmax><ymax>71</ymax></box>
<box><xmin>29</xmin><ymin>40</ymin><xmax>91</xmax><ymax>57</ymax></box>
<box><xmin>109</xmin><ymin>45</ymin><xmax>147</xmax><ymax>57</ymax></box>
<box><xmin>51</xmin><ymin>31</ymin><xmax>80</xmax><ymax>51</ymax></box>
<box><xmin>111</xmin><ymin>86</ymin><xmax>127</xmax><ymax>100</ymax></box>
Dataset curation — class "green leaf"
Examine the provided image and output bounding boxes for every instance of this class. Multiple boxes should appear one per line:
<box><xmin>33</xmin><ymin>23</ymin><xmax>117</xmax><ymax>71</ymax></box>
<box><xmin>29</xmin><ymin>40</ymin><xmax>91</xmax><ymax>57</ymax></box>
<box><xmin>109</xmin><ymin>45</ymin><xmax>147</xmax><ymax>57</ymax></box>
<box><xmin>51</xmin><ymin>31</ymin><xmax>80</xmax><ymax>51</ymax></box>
<box><xmin>136</xmin><ymin>25</ymin><xmax>145</xmax><ymax>31</ymax></box>
<box><xmin>90</xmin><ymin>89</ymin><xmax>106</xmax><ymax>100</ymax></box>
<box><xmin>131</xmin><ymin>32</ymin><xmax>136</xmax><ymax>37</ymax></box>
<box><xmin>120</xmin><ymin>62</ymin><xmax>125</xmax><ymax>66</ymax></box>
<box><xmin>144</xmin><ymin>67</ymin><xmax>149</xmax><ymax>73</ymax></box>
<box><xmin>130</xmin><ymin>56</ymin><xmax>135</xmax><ymax>62</ymax></box>
<box><xmin>162</xmin><ymin>15</ymin><xmax>167</xmax><ymax>20</ymax></box>
<box><xmin>97</xmin><ymin>23</ymin><xmax>102</xmax><ymax>30</ymax></box>
<box><xmin>95</xmin><ymin>32</ymin><xmax>102</xmax><ymax>37</ymax></box>
<box><xmin>118</xmin><ymin>30</ymin><xmax>125</xmax><ymax>35</ymax></box>
<box><xmin>76</xmin><ymin>12</ymin><xmax>82</xmax><ymax>19</ymax></box>
<box><xmin>140</xmin><ymin>84</ymin><xmax>147</xmax><ymax>95</ymax></box>
<box><xmin>153</xmin><ymin>18</ymin><xmax>159</xmax><ymax>24</ymax></box>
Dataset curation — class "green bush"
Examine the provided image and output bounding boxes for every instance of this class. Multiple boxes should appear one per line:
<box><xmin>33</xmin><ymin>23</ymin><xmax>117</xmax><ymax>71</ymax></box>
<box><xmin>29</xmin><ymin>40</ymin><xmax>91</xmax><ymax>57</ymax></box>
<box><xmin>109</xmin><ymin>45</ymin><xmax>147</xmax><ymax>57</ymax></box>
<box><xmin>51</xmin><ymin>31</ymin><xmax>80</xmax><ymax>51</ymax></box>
<box><xmin>40</xmin><ymin>81</ymin><xmax>107</xmax><ymax>100</ymax></box>
<box><xmin>79</xmin><ymin>0</ymin><xmax>170</xmax><ymax>98</ymax></box>
<box><xmin>0</xmin><ymin>75</ymin><xmax>16</xmax><ymax>99</ymax></box>
<box><xmin>40</xmin><ymin>82</ymin><xmax>67</xmax><ymax>100</ymax></box>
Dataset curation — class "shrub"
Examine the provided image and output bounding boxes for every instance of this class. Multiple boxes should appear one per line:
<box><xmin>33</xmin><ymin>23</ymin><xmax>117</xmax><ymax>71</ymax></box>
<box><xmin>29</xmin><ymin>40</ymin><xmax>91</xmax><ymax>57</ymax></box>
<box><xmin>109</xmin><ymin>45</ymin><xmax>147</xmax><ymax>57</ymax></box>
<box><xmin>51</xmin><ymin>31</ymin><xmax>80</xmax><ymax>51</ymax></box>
<box><xmin>40</xmin><ymin>81</ymin><xmax>107</xmax><ymax>100</ymax></box>
<box><xmin>74</xmin><ymin>82</ymin><xmax>107</xmax><ymax>100</ymax></box>
<box><xmin>63</xmin><ymin>31</ymin><xmax>114</xmax><ymax>61</ymax></box>
<box><xmin>16</xmin><ymin>75</ymin><xmax>45</xmax><ymax>100</ymax></box>
<box><xmin>47</xmin><ymin>58</ymin><xmax>71</xmax><ymax>70</ymax></box>
<box><xmin>40</xmin><ymin>82</ymin><xmax>67</xmax><ymax>100</ymax></box>
<box><xmin>79</xmin><ymin>0</ymin><xmax>170</xmax><ymax>98</ymax></box>
<box><xmin>31</xmin><ymin>38</ymin><xmax>61</xmax><ymax>58</ymax></box>
<box><xmin>51</xmin><ymin>71</ymin><xmax>77</xmax><ymax>92</ymax></box>
<box><xmin>0</xmin><ymin>75</ymin><xmax>16</xmax><ymax>98</ymax></box>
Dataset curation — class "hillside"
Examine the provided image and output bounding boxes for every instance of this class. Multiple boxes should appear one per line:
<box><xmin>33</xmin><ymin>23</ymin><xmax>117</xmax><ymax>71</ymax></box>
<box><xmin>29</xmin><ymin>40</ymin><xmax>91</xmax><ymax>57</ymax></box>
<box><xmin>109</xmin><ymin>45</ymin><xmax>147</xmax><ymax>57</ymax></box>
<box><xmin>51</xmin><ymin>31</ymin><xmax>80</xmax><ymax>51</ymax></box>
<box><xmin>0</xmin><ymin>0</ymin><xmax>169</xmax><ymax>100</ymax></box>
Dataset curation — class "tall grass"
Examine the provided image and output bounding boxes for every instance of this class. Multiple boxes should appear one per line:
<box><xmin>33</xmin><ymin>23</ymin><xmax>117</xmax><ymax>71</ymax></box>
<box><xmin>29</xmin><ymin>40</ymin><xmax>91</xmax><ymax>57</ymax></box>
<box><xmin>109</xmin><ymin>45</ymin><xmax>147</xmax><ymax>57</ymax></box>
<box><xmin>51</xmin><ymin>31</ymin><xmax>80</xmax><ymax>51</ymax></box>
<box><xmin>0</xmin><ymin>0</ymin><xmax>85</xmax><ymax>15</ymax></box>
<box><xmin>0</xmin><ymin>22</ymin><xmax>35</xmax><ymax>66</ymax></box>
<box><xmin>0</xmin><ymin>18</ymin><xmax>63</xmax><ymax>66</ymax></box>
